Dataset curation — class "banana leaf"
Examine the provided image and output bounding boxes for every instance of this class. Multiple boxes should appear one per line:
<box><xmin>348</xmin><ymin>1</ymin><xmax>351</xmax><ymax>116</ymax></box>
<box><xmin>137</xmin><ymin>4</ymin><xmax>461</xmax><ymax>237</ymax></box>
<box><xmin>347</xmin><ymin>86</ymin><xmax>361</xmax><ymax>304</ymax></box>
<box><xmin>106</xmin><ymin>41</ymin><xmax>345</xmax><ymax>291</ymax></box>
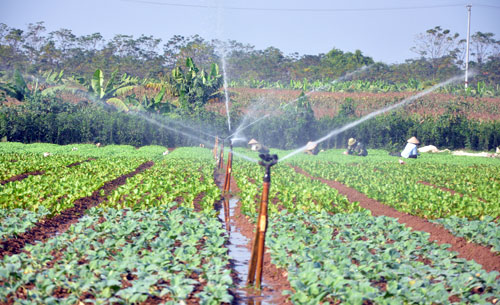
<box><xmin>106</xmin><ymin>97</ymin><xmax>129</xmax><ymax>112</ymax></box>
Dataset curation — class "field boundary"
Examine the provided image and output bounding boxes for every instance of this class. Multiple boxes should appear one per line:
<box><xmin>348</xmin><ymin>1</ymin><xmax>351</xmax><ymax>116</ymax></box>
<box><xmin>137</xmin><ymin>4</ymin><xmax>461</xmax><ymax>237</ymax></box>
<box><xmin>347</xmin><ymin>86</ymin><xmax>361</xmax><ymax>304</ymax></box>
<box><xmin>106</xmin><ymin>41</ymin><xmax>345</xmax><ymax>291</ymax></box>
<box><xmin>291</xmin><ymin>165</ymin><xmax>500</xmax><ymax>274</ymax></box>
<box><xmin>0</xmin><ymin>161</ymin><xmax>154</xmax><ymax>260</ymax></box>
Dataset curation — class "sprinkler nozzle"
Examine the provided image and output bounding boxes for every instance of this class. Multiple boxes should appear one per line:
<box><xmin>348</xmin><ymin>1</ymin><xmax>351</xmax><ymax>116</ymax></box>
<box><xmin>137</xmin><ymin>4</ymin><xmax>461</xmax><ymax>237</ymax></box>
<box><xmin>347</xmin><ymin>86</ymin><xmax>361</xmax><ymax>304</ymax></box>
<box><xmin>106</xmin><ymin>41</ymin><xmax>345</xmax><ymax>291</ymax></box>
<box><xmin>258</xmin><ymin>153</ymin><xmax>278</xmax><ymax>183</ymax></box>
<box><xmin>258</xmin><ymin>153</ymin><xmax>278</xmax><ymax>166</ymax></box>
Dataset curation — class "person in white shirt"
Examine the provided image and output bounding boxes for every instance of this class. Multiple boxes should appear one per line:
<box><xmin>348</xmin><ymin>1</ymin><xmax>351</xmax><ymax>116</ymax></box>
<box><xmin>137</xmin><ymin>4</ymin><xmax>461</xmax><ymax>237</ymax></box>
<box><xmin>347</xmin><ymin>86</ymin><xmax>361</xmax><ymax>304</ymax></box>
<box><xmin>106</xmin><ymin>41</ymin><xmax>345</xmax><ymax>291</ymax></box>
<box><xmin>400</xmin><ymin>136</ymin><xmax>420</xmax><ymax>158</ymax></box>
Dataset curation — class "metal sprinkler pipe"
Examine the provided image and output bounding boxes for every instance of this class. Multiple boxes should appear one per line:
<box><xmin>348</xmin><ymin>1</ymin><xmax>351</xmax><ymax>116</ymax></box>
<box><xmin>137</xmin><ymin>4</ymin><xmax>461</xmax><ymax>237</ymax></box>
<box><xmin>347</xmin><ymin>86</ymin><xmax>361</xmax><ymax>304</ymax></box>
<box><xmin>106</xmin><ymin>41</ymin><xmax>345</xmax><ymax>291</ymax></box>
<box><xmin>218</xmin><ymin>141</ymin><xmax>225</xmax><ymax>170</ymax></box>
<box><xmin>247</xmin><ymin>153</ymin><xmax>278</xmax><ymax>290</ymax></box>
<box><xmin>222</xmin><ymin>144</ymin><xmax>233</xmax><ymax>230</ymax></box>
<box><xmin>223</xmin><ymin>144</ymin><xmax>233</xmax><ymax>195</ymax></box>
<box><xmin>213</xmin><ymin>136</ymin><xmax>219</xmax><ymax>161</ymax></box>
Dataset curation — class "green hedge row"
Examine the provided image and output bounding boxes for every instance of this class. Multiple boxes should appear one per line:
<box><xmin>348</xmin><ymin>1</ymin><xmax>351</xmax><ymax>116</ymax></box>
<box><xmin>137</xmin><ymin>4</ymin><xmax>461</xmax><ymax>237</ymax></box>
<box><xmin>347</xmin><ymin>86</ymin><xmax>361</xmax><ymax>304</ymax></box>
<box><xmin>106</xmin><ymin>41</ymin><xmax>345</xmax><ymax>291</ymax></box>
<box><xmin>0</xmin><ymin>97</ymin><xmax>225</xmax><ymax>147</ymax></box>
<box><xmin>2</xmin><ymin>96</ymin><xmax>499</xmax><ymax>152</ymax></box>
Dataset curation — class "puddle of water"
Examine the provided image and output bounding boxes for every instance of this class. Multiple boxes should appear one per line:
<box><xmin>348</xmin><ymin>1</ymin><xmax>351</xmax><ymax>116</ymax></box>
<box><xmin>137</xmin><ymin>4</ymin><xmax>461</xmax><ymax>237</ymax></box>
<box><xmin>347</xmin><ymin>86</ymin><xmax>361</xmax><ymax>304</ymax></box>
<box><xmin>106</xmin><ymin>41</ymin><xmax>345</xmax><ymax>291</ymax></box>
<box><xmin>218</xmin><ymin>197</ymin><xmax>274</xmax><ymax>305</ymax></box>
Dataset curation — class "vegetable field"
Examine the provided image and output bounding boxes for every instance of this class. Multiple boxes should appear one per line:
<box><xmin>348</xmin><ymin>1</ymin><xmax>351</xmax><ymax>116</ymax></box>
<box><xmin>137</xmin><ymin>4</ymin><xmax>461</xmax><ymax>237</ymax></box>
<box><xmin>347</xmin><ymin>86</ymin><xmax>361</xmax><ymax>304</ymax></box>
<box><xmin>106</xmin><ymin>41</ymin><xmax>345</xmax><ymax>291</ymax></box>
<box><xmin>1</xmin><ymin>143</ymin><xmax>500</xmax><ymax>304</ymax></box>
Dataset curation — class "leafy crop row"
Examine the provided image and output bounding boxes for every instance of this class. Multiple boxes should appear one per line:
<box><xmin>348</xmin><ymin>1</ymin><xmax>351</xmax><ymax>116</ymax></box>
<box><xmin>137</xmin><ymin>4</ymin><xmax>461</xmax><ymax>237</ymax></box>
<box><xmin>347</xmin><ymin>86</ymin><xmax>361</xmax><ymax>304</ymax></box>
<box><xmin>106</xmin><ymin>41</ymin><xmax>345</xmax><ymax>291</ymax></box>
<box><xmin>0</xmin><ymin>207</ymin><xmax>50</xmax><ymax>241</ymax></box>
<box><xmin>0</xmin><ymin>206</ymin><xmax>233</xmax><ymax>305</ymax></box>
<box><xmin>0</xmin><ymin>152</ymin><xmax>82</xmax><ymax>181</ymax></box>
<box><xmin>231</xmin><ymin>149</ymin><xmax>362</xmax><ymax>217</ymax></box>
<box><xmin>266</xmin><ymin>210</ymin><xmax>500</xmax><ymax>304</ymax></box>
<box><xmin>431</xmin><ymin>216</ymin><xmax>500</xmax><ymax>253</ymax></box>
<box><xmin>0</xmin><ymin>157</ymin><xmax>145</xmax><ymax>213</ymax></box>
<box><xmin>105</xmin><ymin>156</ymin><xmax>220</xmax><ymax>212</ymax></box>
<box><xmin>291</xmin><ymin>151</ymin><xmax>500</xmax><ymax>220</ymax></box>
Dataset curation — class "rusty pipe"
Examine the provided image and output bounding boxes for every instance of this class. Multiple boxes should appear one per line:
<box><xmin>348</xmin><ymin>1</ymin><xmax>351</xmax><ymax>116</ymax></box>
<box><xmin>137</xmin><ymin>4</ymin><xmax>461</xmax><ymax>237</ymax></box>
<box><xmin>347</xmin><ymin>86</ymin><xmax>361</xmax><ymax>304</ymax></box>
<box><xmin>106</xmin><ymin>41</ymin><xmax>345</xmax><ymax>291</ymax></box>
<box><xmin>213</xmin><ymin>136</ymin><xmax>219</xmax><ymax>160</ymax></box>
<box><xmin>247</xmin><ymin>153</ymin><xmax>277</xmax><ymax>289</ymax></box>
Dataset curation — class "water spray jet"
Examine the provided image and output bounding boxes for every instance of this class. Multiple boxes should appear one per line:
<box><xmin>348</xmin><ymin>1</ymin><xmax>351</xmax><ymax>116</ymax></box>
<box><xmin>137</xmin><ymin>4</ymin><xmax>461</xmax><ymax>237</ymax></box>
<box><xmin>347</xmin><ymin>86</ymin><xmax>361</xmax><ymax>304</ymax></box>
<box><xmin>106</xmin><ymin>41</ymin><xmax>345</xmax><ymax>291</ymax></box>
<box><xmin>229</xmin><ymin>65</ymin><xmax>375</xmax><ymax>139</ymax></box>
<box><xmin>279</xmin><ymin>74</ymin><xmax>470</xmax><ymax>162</ymax></box>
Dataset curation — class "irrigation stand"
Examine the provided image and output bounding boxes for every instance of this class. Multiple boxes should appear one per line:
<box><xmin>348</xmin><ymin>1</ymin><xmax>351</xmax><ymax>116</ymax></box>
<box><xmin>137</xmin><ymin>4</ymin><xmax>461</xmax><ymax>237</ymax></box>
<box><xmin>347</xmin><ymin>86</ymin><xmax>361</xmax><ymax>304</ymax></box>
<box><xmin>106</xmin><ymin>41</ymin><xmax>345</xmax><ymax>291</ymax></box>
<box><xmin>223</xmin><ymin>144</ymin><xmax>233</xmax><ymax>194</ymax></box>
<box><xmin>222</xmin><ymin>144</ymin><xmax>233</xmax><ymax>229</ymax></box>
<box><xmin>219</xmin><ymin>141</ymin><xmax>224</xmax><ymax>170</ymax></box>
<box><xmin>247</xmin><ymin>153</ymin><xmax>278</xmax><ymax>290</ymax></box>
<box><xmin>213</xmin><ymin>136</ymin><xmax>219</xmax><ymax>161</ymax></box>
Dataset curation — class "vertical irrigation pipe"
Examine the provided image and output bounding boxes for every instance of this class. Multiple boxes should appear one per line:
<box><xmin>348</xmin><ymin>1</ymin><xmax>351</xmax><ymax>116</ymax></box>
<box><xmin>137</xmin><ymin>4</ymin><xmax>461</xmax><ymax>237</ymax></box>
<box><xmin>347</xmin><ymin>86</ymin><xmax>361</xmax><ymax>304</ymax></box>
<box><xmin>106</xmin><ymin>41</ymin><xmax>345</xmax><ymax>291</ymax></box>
<box><xmin>247</xmin><ymin>153</ymin><xmax>278</xmax><ymax>290</ymax></box>
<box><xmin>218</xmin><ymin>142</ymin><xmax>225</xmax><ymax>170</ymax></box>
<box><xmin>222</xmin><ymin>144</ymin><xmax>233</xmax><ymax>230</ymax></box>
<box><xmin>213</xmin><ymin>136</ymin><xmax>219</xmax><ymax>161</ymax></box>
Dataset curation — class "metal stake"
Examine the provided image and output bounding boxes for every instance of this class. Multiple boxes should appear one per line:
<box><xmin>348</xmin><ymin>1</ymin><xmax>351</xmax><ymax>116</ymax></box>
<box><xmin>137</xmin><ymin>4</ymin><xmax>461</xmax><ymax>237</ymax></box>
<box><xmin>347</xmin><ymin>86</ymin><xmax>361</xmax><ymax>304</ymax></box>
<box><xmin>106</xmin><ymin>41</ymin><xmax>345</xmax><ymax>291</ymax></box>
<box><xmin>247</xmin><ymin>153</ymin><xmax>278</xmax><ymax>290</ymax></box>
<box><xmin>214</xmin><ymin>136</ymin><xmax>219</xmax><ymax>160</ymax></box>
<box><xmin>219</xmin><ymin>142</ymin><xmax>224</xmax><ymax>170</ymax></box>
<box><xmin>223</xmin><ymin>144</ymin><xmax>233</xmax><ymax>229</ymax></box>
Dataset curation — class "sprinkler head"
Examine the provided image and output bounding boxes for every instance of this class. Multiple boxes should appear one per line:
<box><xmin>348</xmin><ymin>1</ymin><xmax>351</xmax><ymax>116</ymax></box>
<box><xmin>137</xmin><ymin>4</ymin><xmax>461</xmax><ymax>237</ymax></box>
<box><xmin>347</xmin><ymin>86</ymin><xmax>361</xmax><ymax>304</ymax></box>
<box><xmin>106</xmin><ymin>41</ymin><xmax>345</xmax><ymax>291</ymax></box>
<box><xmin>258</xmin><ymin>153</ymin><xmax>278</xmax><ymax>167</ymax></box>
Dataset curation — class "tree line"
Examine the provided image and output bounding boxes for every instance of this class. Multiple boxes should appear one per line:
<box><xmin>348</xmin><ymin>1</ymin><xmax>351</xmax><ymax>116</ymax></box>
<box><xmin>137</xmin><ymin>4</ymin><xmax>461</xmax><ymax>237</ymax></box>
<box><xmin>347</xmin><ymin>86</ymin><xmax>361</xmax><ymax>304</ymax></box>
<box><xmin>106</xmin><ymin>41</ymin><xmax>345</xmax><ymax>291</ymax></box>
<box><xmin>1</xmin><ymin>22</ymin><xmax>499</xmax><ymax>85</ymax></box>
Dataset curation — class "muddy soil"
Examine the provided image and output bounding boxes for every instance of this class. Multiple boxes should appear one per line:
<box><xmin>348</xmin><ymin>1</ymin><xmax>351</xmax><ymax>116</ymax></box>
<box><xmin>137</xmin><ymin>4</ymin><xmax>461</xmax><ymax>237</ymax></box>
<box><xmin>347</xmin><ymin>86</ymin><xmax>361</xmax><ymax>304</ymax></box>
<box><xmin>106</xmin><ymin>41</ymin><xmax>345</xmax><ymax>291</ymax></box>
<box><xmin>214</xmin><ymin>168</ymin><xmax>292</xmax><ymax>305</ymax></box>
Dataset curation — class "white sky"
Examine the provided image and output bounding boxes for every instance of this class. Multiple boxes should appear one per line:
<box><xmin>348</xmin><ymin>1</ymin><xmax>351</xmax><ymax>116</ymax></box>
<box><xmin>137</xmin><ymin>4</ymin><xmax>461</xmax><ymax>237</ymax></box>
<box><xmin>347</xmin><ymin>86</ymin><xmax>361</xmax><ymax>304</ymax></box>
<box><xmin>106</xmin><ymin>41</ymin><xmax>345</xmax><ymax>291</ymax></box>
<box><xmin>1</xmin><ymin>0</ymin><xmax>499</xmax><ymax>63</ymax></box>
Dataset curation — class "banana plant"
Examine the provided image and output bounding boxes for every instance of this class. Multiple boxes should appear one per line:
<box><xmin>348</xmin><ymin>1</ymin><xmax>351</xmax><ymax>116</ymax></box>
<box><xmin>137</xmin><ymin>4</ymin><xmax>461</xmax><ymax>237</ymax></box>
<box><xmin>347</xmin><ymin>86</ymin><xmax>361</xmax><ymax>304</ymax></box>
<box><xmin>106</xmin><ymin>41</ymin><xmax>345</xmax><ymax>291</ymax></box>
<box><xmin>74</xmin><ymin>69</ymin><xmax>138</xmax><ymax>112</ymax></box>
<box><xmin>125</xmin><ymin>86</ymin><xmax>174</xmax><ymax>114</ymax></box>
<box><xmin>0</xmin><ymin>70</ymin><xmax>29</xmax><ymax>101</ymax></box>
<box><xmin>170</xmin><ymin>57</ymin><xmax>222</xmax><ymax>114</ymax></box>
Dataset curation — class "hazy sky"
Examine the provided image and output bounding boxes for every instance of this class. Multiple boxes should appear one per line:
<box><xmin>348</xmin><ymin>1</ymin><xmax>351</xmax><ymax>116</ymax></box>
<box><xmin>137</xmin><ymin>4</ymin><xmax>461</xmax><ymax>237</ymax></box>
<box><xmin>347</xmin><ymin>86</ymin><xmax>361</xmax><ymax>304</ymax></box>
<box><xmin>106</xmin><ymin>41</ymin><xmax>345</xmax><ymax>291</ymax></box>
<box><xmin>1</xmin><ymin>0</ymin><xmax>499</xmax><ymax>64</ymax></box>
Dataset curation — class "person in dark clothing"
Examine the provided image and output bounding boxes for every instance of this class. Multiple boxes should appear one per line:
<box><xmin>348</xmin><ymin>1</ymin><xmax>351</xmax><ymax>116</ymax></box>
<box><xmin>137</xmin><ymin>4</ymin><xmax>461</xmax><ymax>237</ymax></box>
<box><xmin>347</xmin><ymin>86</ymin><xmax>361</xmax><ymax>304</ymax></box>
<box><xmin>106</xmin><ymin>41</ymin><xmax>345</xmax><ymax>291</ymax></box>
<box><xmin>344</xmin><ymin>138</ymin><xmax>368</xmax><ymax>156</ymax></box>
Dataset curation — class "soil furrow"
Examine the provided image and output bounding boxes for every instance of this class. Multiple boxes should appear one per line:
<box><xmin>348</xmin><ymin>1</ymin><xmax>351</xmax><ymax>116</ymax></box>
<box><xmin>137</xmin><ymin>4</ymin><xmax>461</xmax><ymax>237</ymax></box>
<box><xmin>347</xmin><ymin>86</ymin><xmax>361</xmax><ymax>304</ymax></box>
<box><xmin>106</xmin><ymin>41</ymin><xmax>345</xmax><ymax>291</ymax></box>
<box><xmin>291</xmin><ymin>165</ymin><xmax>500</xmax><ymax>274</ymax></box>
<box><xmin>0</xmin><ymin>161</ymin><xmax>154</xmax><ymax>260</ymax></box>
<box><xmin>0</xmin><ymin>170</ymin><xmax>45</xmax><ymax>185</ymax></box>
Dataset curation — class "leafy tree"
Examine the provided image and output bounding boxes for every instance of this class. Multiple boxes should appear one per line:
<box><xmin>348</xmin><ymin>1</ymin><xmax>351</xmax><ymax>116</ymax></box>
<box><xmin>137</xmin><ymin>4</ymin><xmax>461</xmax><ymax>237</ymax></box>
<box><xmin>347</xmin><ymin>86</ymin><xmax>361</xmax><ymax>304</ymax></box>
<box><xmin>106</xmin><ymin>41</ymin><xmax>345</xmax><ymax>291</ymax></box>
<box><xmin>470</xmin><ymin>31</ymin><xmax>499</xmax><ymax>64</ymax></box>
<box><xmin>411</xmin><ymin>26</ymin><xmax>461</xmax><ymax>61</ymax></box>
<box><xmin>319</xmin><ymin>48</ymin><xmax>374</xmax><ymax>79</ymax></box>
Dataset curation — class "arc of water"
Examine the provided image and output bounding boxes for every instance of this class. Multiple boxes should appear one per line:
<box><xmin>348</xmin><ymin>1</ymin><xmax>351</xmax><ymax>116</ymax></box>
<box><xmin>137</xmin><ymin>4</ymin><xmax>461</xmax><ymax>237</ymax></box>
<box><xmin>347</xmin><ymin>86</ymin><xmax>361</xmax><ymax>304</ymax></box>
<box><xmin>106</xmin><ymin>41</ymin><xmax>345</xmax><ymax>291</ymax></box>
<box><xmin>228</xmin><ymin>65</ymin><xmax>374</xmax><ymax>140</ymax></box>
<box><xmin>130</xmin><ymin>111</ymin><xmax>219</xmax><ymax>139</ymax></box>
<box><xmin>279</xmin><ymin>74</ymin><xmax>466</xmax><ymax>162</ymax></box>
<box><xmin>133</xmin><ymin>111</ymin><xmax>258</xmax><ymax>162</ymax></box>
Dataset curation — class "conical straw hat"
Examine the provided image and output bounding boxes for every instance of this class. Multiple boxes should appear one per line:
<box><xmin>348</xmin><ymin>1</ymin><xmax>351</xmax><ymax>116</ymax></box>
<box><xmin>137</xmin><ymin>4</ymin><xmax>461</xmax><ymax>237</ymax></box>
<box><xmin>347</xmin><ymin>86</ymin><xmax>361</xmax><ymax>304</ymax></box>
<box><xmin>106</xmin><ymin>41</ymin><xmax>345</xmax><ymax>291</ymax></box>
<box><xmin>407</xmin><ymin>136</ymin><xmax>420</xmax><ymax>144</ymax></box>
<box><xmin>248</xmin><ymin>138</ymin><xmax>259</xmax><ymax>145</ymax></box>
<box><xmin>348</xmin><ymin>138</ymin><xmax>356</xmax><ymax>146</ymax></box>
<box><xmin>306</xmin><ymin>141</ymin><xmax>317</xmax><ymax>150</ymax></box>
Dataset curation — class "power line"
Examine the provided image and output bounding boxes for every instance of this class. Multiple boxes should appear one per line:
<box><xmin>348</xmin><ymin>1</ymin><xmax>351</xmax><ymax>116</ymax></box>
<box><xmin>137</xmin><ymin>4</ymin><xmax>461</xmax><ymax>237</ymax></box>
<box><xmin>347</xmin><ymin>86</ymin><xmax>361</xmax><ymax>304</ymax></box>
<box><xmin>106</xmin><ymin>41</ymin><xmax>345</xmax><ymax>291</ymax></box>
<box><xmin>475</xmin><ymin>4</ymin><xmax>500</xmax><ymax>9</ymax></box>
<box><xmin>122</xmin><ymin>0</ymin><xmax>467</xmax><ymax>12</ymax></box>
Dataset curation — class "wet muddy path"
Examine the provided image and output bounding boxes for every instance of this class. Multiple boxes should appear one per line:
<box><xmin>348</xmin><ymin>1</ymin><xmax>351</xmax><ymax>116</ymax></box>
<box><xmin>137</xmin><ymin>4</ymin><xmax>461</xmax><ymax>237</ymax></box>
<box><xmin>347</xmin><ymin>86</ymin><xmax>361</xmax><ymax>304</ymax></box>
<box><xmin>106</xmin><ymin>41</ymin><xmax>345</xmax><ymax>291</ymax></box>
<box><xmin>214</xmin><ymin>169</ymin><xmax>292</xmax><ymax>305</ymax></box>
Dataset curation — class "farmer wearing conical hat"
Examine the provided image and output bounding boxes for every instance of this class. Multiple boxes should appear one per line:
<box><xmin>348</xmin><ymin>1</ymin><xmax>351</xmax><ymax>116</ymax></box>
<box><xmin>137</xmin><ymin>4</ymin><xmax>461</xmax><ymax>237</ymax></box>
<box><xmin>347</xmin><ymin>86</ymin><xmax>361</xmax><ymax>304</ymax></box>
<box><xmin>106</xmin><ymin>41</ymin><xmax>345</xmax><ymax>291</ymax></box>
<box><xmin>304</xmin><ymin>141</ymin><xmax>319</xmax><ymax>155</ymax></box>
<box><xmin>248</xmin><ymin>139</ymin><xmax>269</xmax><ymax>154</ymax></box>
<box><xmin>401</xmin><ymin>136</ymin><xmax>420</xmax><ymax>158</ymax></box>
<box><xmin>344</xmin><ymin>138</ymin><xmax>367</xmax><ymax>156</ymax></box>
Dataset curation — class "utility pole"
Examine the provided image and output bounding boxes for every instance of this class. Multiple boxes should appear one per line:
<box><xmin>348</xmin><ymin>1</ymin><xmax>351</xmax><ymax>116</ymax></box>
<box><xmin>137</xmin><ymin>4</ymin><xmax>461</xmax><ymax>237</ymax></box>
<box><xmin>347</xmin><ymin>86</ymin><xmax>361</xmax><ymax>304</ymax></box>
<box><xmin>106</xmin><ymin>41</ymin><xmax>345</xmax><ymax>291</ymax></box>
<box><xmin>465</xmin><ymin>4</ymin><xmax>472</xmax><ymax>88</ymax></box>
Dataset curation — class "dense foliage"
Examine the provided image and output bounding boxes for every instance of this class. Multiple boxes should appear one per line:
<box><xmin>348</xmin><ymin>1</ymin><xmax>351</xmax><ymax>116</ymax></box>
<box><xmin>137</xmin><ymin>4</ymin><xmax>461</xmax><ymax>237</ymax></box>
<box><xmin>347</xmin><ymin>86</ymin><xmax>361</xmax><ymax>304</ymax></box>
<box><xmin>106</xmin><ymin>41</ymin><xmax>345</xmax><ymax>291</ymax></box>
<box><xmin>1</xmin><ymin>22</ymin><xmax>499</xmax><ymax>85</ymax></box>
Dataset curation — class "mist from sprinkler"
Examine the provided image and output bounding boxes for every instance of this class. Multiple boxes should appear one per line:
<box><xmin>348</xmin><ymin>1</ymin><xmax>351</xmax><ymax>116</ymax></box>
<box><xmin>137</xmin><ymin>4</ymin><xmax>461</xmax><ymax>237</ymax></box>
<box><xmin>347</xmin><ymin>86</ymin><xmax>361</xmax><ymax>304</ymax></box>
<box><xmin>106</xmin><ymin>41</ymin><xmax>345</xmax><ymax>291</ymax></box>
<box><xmin>227</xmin><ymin>65</ymin><xmax>375</xmax><ymax>140</ymax></box>
<box><xmin>214</xmin><ymin>3</ymin><xmax>232</xmax><ymax>132</ymax></box>
<box><xmin>279</xmin><ymin>73</ymin><xmax>470</xmax><ymax>162</ymax></box>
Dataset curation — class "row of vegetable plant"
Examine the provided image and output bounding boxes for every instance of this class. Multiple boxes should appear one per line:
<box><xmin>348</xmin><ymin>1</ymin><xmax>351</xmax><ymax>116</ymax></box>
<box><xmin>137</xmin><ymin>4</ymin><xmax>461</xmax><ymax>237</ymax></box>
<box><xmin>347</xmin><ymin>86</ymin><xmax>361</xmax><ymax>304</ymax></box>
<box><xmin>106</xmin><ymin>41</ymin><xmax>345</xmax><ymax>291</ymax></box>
<box><xmin>231</xmin><ymin>148</ymin><xmax>362</xmax><ymax>217</ymax></box>
<box><xmin>289</xmin><ymin>150</ymin><xmax>500</xmax><ymax>220</ymax></box>
<box><xmin>0</xmin><ymin>206</ymin><xmax>233</xmax><ymax>304</ymax></box>
<box><xmin>104</xmin><ymin>148</ymin><xmax>221</xmax><ymax>212</ymax></box>
<box><xmin>0</xmin><ymin>152</ymin><xmax>83</xmax><ymax>182</ymax></box>
<box><xmin>266</xmin><ymin>210</ymin><xmax>500</xmax><ymax>304</ymax></box>
<box><xmin>0</xmin><ymin>157</ymin><xmax>146</xmax><ymax>214</ymax></box>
